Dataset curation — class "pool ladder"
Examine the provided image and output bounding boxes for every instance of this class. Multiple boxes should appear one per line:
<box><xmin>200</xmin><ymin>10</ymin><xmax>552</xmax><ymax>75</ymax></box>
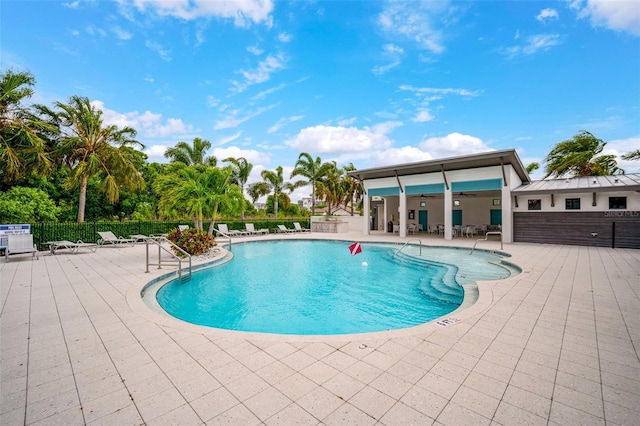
<box><xmin>393</xmin><ymin>239</ymin><xmax>423</xmax><ymax>258</ymax></box>
<box><xmin>145</xmin><ymin>237</ymin><xmax>192</xmax><ymax>283</ymax></box>
<box><xmin>470</xmin><ymin>232</ymin><xmax>503</xmax><ymax>255</ymax></box>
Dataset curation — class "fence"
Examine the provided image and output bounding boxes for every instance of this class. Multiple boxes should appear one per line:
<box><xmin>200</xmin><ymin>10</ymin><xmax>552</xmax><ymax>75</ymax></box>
<box><xmin>26</xmin><ymin>219</ymin><xmax>311</xmax><ymax>248</ymax></box>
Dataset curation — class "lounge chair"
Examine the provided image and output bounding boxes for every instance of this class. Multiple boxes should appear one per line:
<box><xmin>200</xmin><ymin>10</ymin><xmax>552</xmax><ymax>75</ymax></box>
<box><xmin>217</xmin><ymin>223</ymin><xmax>246</xmax><ymax>237</ymax></box>
<box><xmin>5</xmin><ymin>234</ymin><xmax>38</xmax><ymax>261</ymax></box>
<box><xmin>245</xmin><ymin>223</ymin><xmax>269</xmax><ymax>235</ymax></box>
<box><xmin>178</xmin><ymin>225</ymin><xmax>189</xmax><ymax>231</ymax></box>
<box><xmin>97</xmin><ymin>231</ymin><xmax>135</xmax><ymax>246</ymax></box>
<box><xmin>45</xmin><ymin>240</ymin><xmax>97</xmax><ymax>255</ymax></box>
<box><xmin>293</xmin><ymin>222</ymin><xmax>310</xmax><ymax>232</ymax></box>
<box><xmin>277</xmin><ymin>224</ymin><xmax>296</xmax><ymax>233</ymax></box>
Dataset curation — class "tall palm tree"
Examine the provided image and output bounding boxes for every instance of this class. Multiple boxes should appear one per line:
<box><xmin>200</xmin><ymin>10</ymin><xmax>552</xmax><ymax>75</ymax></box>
<box><xmin>40</xmin><ymin>95</ymin><xmax>145</xmax><ymax>222</ymax></box>
<box><xmin>290</xmin><ymin>153</ymin><xmax>332</xmax><ymax>216</ymax></box>
<box><xmin>622</xmin><ymin>149</ymin><xmax>640</xmax><ymax>161</ymax></box>
<box><xmin>260</xmin><ymin>166</ymin><xmax>295</xmax><ymax>219</ymax></box>
<box><xmin>164</xmin><ymin>137</ymin><xmax>217</xmax><ymax>166</ymax></box>
<box><xmin>341</xmin><ymin>163</ymin><xmax>361</xmax><ymax>215</ymax></box>
<box><xmin>0</xmin><ymin>70</ymin><xmax>55</xmax><ymax>185</ymax></box>
<box><xmin>154</xmin><ymin>164</ymin><xmax>242</xmax><ymax>233</ymax></box>
<box><xmin>544</xmin><ymin>131</ymin><xmax>623</xmax><ymax>178</ymax></box>
<box><xmin>317</xmin><ymin>162</ymin><xmax>345</xmax><ymax>215</ymax></box>
<box><xmin>223</xmin><ymin>156</ymin><xmax>252</xmax><ymax>220</ymax></box>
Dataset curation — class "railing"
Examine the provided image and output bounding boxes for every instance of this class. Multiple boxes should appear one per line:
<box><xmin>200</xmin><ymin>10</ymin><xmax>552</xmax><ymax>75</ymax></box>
<box><xmin>393</xmin><ymin>239</ymin><xmax>422</xmax><ymax>258</ymax></box>
<box><xmin>145</xmin><ymin>237</ymin><xmax>192</xmax><ymax>282</ymax></box>
<box><xmin>470</xmin><ymin>232</ymin><xmax>503</xmax><ymax>255</ymax></box>
<box><xmin>213</xmin><ymin>230</ymin><xmax>232</xmax><ymax>249</ymax></box>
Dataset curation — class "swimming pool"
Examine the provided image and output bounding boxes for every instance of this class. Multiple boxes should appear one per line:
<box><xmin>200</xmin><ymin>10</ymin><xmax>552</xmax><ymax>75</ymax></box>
<box><xmin>154</xmin><ymin>240</ymin><xmax>516</xmax><ymax>335</ymax></box>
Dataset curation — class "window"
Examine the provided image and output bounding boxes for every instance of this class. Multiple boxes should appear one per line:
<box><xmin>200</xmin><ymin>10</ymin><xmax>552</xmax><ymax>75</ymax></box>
<box><xmin>609</xmin><ymin>197</ymin><xmax>627</xmax><ymax>209</ymax></box>
<box><xmin>565</xmin><ymin>198</ymin><xmax>581</xmax><ymax>210</ymax></box>
<box><xmin>492</xmin><ymin>199</ymin><xmax>501</xmax><ymax>206</ymax></box>
<box><xmin>528</xmin><ymin>199</ymin><xmax>541</xmax><ymax>210</ymax></box>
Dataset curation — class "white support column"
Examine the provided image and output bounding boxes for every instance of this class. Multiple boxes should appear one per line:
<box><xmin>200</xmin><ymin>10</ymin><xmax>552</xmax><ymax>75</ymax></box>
<box><xmin>363</xmin><ymin>193</ymin><xmax>370</xmax><ymax>235</ymax></box>
<box><xmin>399</xmin><ymin>192</ymin><xmax>407</xmax><ymax>238</ymax></box>
<box><xmin>444</xmin><ymin>188</ymin><xmax>453</xmax><ymax>240</ymax></box>
<box><xmin>501</xmin><ymin>184</ymin><xmax>512</xmax><ymax>243</ymax></box>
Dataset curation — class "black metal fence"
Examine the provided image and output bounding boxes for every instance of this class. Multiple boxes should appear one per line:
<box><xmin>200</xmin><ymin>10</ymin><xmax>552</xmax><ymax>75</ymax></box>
<box><xmin>27</xmin><ymin>219</ymin><xmax>311</xmax><ymax>248</ymax></box>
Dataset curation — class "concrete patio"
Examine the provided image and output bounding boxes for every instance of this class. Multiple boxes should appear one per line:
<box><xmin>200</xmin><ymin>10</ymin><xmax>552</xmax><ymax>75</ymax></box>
<box><xmin>1</xmin><ymin>232</ymin><xmax>639</xmax><ymax>425</ymax></box>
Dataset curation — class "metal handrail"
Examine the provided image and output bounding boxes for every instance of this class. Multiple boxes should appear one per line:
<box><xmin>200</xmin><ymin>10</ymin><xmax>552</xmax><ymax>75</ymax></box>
<box><xmin>470</xmin><ymin>232</ymin><xmax>503</xmax><ymax>255</ymax></box>
<box><xmin>393</xmin><ymin>238</ymin><xmax>422</xmax><ymax>258</ymax></box>
<box><xmin>213</xmin><ymin>229</ymin><xmax>232</xmax><ymax>249</ymax></box>
<box><xmin>145</xmin><ymin>237</ymin><xmax>192</xmax><ymax>282</ymax></box>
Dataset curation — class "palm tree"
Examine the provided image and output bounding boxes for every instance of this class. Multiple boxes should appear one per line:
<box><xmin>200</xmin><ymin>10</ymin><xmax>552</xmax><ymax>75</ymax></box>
<box><xmin>317</xmin><ymin>162</ymin><xmax>345</xmax><ymax>215</ymax></box>
<box><xmin>622</xmin><ymin>149</ymin><xmax>640</xmax><ymax>161</ymax></box>
<box><xmin>544</xmin><ymin>131</ymin><xmax>623</xmax><ymax>178</ymax></box>
<box><xmin>0</xmin><ymin>70</ymin><xmax>55</xmax><ymax>185</ymax></box>
<box><xmin>341</xmin><ymin>163</ymin><xmax>362</xmax><ymax>215</ymax></box>
<box><xmin>260</xmin><ymin>166</ymin><xmax>295</xmax><ymax>219</ymax></box>
<box><xmin>154</xmin><ymin>164</ymin><xmax>242</xmax><ymax>233</ymax></box>
<box><xmin>223</xmin><ymin>156</ymin><xmax>252</xmax><ymax>220</ymax></box>
<box><xmin>164</xmin><ymin>137</ymin><xmax>217</xmax><ymax>166</ymax></box>
<box><xmin>40</xmin><ymin>95</ymin><xmax>145</xmax><ymax>222</ymax></box>
<box><xmin>290</xmin><ymin>153</ymin><xmax>332</xmax><ymax>216</ymax></box>
<box><xmin>525</xmin><ymin>162</ymin><xmax>539</xmax><ymax>175</ymax></box>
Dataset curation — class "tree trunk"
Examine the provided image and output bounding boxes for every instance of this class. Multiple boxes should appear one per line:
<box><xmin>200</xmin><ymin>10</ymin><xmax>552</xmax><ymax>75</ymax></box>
<box><xmin>274</xmin><ymin>196</ymin><xmax>279</xmax><ymax>220</ymax></box>
<box><xmin>77</xmin><ymin>175</ymin><xmax>88</xmax><ymax>223</ymax></box>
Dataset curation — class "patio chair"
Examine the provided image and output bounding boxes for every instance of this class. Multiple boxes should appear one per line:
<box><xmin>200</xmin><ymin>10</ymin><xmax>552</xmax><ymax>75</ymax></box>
<box><xmin>277</xmin><ymin>224</ymin><xmax>296</xmax><ymax>233</ymax></box>
<box><xmin>45</xmin><ymin>240</ymin><xmax>97</xmax><ymax>255</ymax></box>
<box><xmin>293</xmin><ymin>222</ymin><xmax>310</xmax><ymax>232</ymax></box>
<box><xmin>97</xmin><ymin>231</ymin><xmax>135</xmax><ymax>246</ymax></box>
<box><xmin>178</xmin><ymin>225</ymin><xmax>189</xmax><ymax>231</ymax></box>
<box><xmin>5</xmin><ymin>234</ymin><xmax>38</xmax><ymax>261</ymax></box>
<box><xmin>245</xmin><ymin>223</ymin><xmax>269</xmax><ymax>235</ymax></box>
<box><xmin>217</xmin><ymin>223</ymin><xmax>246</xmax><ymax>237</ymax></box>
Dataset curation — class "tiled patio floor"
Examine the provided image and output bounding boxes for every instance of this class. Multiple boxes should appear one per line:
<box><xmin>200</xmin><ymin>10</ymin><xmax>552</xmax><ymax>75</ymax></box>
<box><xmin>1</xmin><ymin>232</ymin><xmax>639</xmax><ymax>425</ymax></box>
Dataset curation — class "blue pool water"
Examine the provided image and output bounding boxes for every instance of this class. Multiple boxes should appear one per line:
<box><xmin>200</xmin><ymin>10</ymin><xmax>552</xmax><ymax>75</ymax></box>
<box><xmin>156</xmin><ymin>240</ymin><xmax>514</xmax><ymax>335</ymax></box>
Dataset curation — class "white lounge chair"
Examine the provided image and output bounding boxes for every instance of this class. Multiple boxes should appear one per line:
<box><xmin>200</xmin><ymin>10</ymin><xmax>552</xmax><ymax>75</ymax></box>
<box><xmin>97</xmin><ymin>231</ymin><xmax>135</xmax><ymax>246</ymax></box>
<box><xmin>5</xmin><ymin>234</ymin><xmax>38</xmax><ymax>261</ymax></box>
<box><xmin>293</xmin><ymin>222</ymin><xmax>310</xmax><ymax>232</ymax></box>
<box><xmin>217</xmin><ymin>223</ymin><xmax>246</xmax><ymax>237</ymax></box>
<box><xmin>277</xmin><ymin>224</ymin><xmax>296</xmax><ymax>233</ymax></box>
<box><xmin>45</xmin><ymin>240</ymin><xmax>97</xmax><ymax>255</ymax></box>
<box><xmin>178</xmin><ymin>225</ymin><xmax>189</xmax><ymax>231</ymax></box>
<box><xmin>245</xmin><ymin>223</ymin><xmax>269</xmax><ymax>235</ymax></box>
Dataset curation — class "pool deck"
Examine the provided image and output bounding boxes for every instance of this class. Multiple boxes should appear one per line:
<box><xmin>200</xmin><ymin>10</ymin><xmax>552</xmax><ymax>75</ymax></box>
<box><xmin>1</xmin><ymin>231</ymin><xmax>639</xmax><ymax>425</ymax></box>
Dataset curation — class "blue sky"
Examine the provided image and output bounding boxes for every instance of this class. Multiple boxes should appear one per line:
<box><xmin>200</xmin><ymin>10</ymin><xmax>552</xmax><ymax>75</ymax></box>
<box><xmin>3</xmin><ymin>0</ymin><xmax>640</xmax><ymax>201</ymax></box>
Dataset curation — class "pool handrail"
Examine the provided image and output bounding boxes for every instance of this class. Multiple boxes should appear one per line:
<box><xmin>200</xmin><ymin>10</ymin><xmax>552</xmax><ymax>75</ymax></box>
<box><xmin>213</xmin><ymin>229</ymin><xmax>233</xmax><ymax>249</ymax></box>
<box><xmin>393</xmin><ymin>239</ymin><xmax>422</xmax><ymax>258</ymax></box>
<box><xmin>145</xmin><ymin>237</ymin><xmax>192</xmax><ymax>282</ymax></box>
<box><xmin>470</xmin><ymin>231</ymin><xmax>503</xmax><ymax>255</ymax></box>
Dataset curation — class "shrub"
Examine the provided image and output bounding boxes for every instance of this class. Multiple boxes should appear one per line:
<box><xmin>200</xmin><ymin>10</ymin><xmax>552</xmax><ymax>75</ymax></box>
<box><xmin>167</xmin><ymin>227</ymin><xmax>215</xmax><ymax>256</ymax></box>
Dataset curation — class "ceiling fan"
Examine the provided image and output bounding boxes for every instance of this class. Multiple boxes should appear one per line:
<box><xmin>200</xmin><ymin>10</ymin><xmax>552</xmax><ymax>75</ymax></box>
<box><xmin>455</xmin><ymin>191</ymin><xmax>476</xmax><ymax>197</ymax></box>
<box><xmin>419</xmin><ymin>194</ymin><xmax>437</xmax><ymax>198</ymax></box>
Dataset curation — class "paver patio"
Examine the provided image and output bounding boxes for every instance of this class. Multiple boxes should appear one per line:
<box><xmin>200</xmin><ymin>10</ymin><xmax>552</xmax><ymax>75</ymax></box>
<box><xmin>1</xmin><ymin>232</ymin><xmax>639</xmax><ymax>425</ymax></box>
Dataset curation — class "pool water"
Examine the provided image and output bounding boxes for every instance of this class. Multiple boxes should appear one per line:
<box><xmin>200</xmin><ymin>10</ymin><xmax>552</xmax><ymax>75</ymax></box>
<box><xmin>155</xmin><ymin>240</ymin><xmax>515</xmax><ymax>335</ymax></box>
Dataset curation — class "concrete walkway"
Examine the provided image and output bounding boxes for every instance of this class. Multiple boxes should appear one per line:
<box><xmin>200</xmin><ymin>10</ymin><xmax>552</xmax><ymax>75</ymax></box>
<box><xmin>1</xmin><ymin>232</ymin><xmax>639</xmax><ymax>425</ymax></box>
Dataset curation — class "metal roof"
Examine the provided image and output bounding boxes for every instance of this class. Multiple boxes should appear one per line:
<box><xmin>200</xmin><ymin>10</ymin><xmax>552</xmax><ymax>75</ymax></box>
<box><xmin>512</xmin><ymin>173</ymin><xmax>640</xmax><ymax>194</ymax></box>
<box><xmin>347</xmin><ymin>149</ymin><xmax>531</xmax><ymax>183</ymax></box>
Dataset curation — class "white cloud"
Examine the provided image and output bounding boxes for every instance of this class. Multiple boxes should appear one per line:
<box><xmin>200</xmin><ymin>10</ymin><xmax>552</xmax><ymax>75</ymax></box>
<box><xmin>231</xmin><ymin>53</ymin><xmax>286</xmax><ymax>93</ymax></box>
<box><xmin>337</xmin><ymin>117</ymin><xmax>357</xmax><ymax>126</ymax></box>
<box><xmin>91</xmin><ymin>100</ymin><xmax>192</xmax><ymax>138</ymax></box>
<box><xmin>412</xmin><ymin>110</ymin><xmax>434</xmax><ymax>122</ymax></box>
<box><xmin>378</xmin><ymin>0</ymin><xmax>452</xmax><ymax>53</ymax></box>
<box><xmin>207</xmin><ymin>95</ymin><xmax>220</xmax><ymax>108</ymax></box>
<box><xmin>145</xmin><ymin>40</ymin><xmax>171</xmax><ymax>61</ymax></box>
<box><xmin>214</xmin><ymin>104</ymin><xmax>277</xmax><ymax>130</ymax></box>
<box><xmin>502</xmin><ymin>33</ymin><xmax>561</xmax><ymax>58</ymax></box>
<box><xmin>251</xmin><ymin>83</ymin><xmax>286</xmax><ymax>101</ymax></box>
<box><xmin>215</xmin><ymin>132</ymin><xmax>243</xmax><ymax>146</ymax></box>
<box><xmin>112</xmin><ymin>26</ymin><xmax>132</xmax><ymax>40</ymax></box>
<box><xmin>144</xmin><ymin>144</ymin><xmax>169</xmax><ymax>162</ymax></box>
<box><xmin>213</xmin><ymin>146</ymin><xmax>265</xmax><ymax>165</ymax></box>
<box><xmin>370</xmin><ymin>146</ymin><xmax>433</xmax><ymax>167</ymax></box>
<box><xmin>603</xmin><ymin>135</ymin><xmax>640</xmax><ymax>173</ymax></box>
<box><xmin>286</xmin><ymin>125</ymin><xmax>394</xmax><ymax>154</ymax></box>
<box><xmin>536</xmin><ymin>8</ymin><xmax>559</xmax><ymax>22</ymax></box>
<box><xmin>399</xmin><ymin>85</ymin><xmax>480</xmax><ymax>97</ymax></box>
<box><xmin>372</xmin><ymin>43</ymin><xmax>404</xmax><ymax>76</ymax></box>
<box><xmin>571</xmin><ymin>0</ymin><xmax>640</xmax><ymax>36</ymax></box>
<box><xmin>278</xmin><ymin>32</ymin><xmax>292</xmax><ymax>42</ymax></box>
<box><xmin>419</xmin><ymin>132</ymin><xmax>493</xmax><ymax>158</ymax></box>
<box><xmin>267</xmin><ymin>115</ymin><xmax>304</xmax><ymax>133</ymax></box>
<box><xmin>130</xmin><ymin>0</ymin><xmax>274</xmax><ymax>27</ymax></box>
<box><xmin>62</xmin><ymin>1</ymin><xmax>80</xmax><ymax>8</ymax></box>
<box><xmin>85</xmin><ymin>26</ymin><xmax>107</xmax><ymax>37</ymax></box>
<box><xmin>247</xmin><ymin>45</ymin><xmax>263</xmax><ymax>55</ymax></box>
<box><xmin>372</xmin><ymin>121</ymin><xmax>403</xmax><ymax>134</ymax></box>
